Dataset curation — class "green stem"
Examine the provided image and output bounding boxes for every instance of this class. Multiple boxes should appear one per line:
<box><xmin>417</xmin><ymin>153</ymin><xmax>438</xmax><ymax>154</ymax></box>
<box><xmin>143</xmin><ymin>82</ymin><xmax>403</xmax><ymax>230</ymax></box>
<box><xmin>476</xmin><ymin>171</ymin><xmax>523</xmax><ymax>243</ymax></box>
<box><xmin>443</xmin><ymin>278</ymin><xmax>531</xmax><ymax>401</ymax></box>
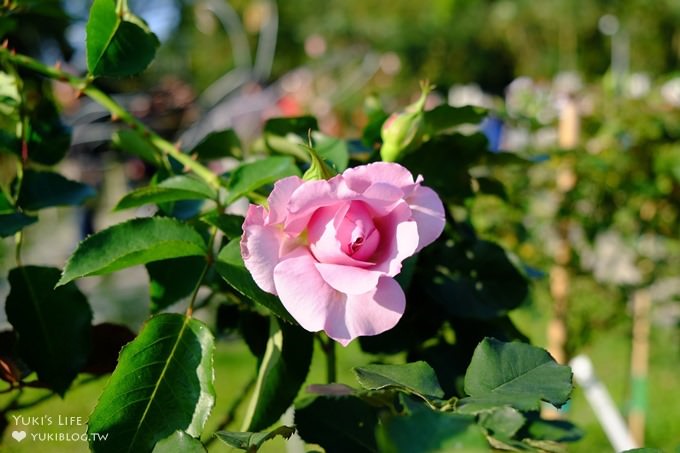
<box><xmin>0</xmin><ymin>46</ymin><xmax>220</xmax><ymax>189</ymax></box>
<box><xmin>14</xmin><ymin>230</ymin><xmax>23</xmax><ymax>267</ymax></box>
<box><xmin>319</xmin><ymin>335</ymin><xmax>337</xmax><ymax>384</ymax></box>
<box><xmin>185</xmin><ymin>226</ymin><xmax>219</xmax><ymax>317</ymax></box>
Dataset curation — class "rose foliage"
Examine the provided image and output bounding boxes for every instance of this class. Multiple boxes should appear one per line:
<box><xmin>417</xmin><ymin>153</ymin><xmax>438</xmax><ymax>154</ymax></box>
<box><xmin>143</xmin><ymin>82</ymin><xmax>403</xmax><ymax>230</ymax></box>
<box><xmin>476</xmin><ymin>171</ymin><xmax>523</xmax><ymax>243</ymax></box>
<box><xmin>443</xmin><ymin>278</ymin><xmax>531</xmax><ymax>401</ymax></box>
<box><xmin>0</xmin><ymin>2</ymin><xmax>577</xmax><ymax>452</ymax></box>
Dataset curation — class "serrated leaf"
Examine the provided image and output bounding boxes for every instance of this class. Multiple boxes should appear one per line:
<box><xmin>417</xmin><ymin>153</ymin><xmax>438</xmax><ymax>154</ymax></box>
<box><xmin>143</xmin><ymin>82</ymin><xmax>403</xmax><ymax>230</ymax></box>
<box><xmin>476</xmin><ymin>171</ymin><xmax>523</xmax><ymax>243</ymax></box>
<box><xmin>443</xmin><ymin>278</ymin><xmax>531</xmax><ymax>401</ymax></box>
<box><xmin>58</xmin><ymin>217</ymin><xmax>207</xmax><ymax>286</ymax></box>
<box><xmin>112</xmin><ymin>129</ymin><xmax>161</xmax><ymax>165</ymax></box>
<box><xmin>215</xmin><ymin>238</ymin><xmax>295</xmax><ymax>323</ymax></box>
<box><xmin>295</xmin><ymin>395</ymin><xmax>379</xmax><ymax>453</ymax></box>
<box><xmin>147</xmin><ymin>256</ymin><xmax>206</xmax><ymax>313</ymax></box>
<box><xmin>376</xmin><ymin>396</ymin><xmax>487</xmax><ymax>453</ymax></box>
<box><xmin>241</xmin><ymin>317</ymin><xmax>313</xmax><ymax>432</ymax></box>
<box><xmin>88</xmin><ymin>313</ymin><xmax>215</xmax><ymax>453</ymax></box>
<box><xmin>201</xmin><ymin>212</ymin><xmax>244</xmax><ymax>239</ymax></box>
<box><xmin>227</xmin><ymin>156</ymin><xmax>301</xmax><ymax>203</ymax></box>
<box><xmin>17</xmin><ymin>170</ymin><xmax>95</xmax><ymax>210</ymax></box>
<box><xmin>86</xmin><ymin>0</ymin><xmax>159</xmax><ymax>77</ymax></box>
<box><xmin>353</xmin><ymin>361</ymin><xmax>444</xmax><ymax>401</ymax></box>
<box><xmin>190</xmin><ymin>129</ymin><xmax>242</xmax><ymax>160</ymax></box>
<box><xmin>0</xmin><ymin>212</ymin><xmax>37</xmax><ymax>237</ymax></box>
<box><xmin>115</xmin><ymin>175</ymin><xmax>216</xmax><ymax>210</ymax></box>
<box><xmin>215</xmin><ymin>425</ymin><xmax>296</xmax><ymax>452</ymax></box>
<box><xmin>152</xmin><ymin>430</ymin><xmax>206</xmax><ymax>453</ymax></box>
<box><xmin>5</xmin><ymin>266</ymin><xmax>92</xmax><ymax>395</ymax></box>
<box><xmin>459</xmin><ymin>338</ymin><xmax>572</xmax><ymax>413</ymax></box>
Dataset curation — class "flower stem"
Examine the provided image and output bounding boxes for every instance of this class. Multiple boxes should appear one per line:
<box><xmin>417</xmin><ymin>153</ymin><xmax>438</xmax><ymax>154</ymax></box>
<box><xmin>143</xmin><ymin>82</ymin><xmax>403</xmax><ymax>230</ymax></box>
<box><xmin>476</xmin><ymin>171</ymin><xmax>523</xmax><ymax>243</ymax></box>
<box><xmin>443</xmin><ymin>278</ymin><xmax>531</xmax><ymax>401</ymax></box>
<box><xmin>185</xmin><ymin>226</ymin><xmax>218</xmax><ymax>317</ymax></box>
<box><xmin>0</xmin><ymin>46</ymin><xmax>220</xmax><ymax>189</ymax></box>
<box><xmin>320</xmin><ymin>335</ymin><xmax>337</xmax><ymax>384</ymax></box>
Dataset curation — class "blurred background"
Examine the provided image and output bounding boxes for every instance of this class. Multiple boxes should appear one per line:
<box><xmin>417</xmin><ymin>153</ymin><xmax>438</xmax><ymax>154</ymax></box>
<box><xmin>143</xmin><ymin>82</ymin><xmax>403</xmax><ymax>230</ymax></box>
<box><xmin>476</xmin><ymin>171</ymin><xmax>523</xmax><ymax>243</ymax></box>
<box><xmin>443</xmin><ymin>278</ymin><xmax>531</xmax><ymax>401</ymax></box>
<box><xmin>1</xmin><ymin>0</ymin><xmax>680</xmax><ymax>451</ymax></box>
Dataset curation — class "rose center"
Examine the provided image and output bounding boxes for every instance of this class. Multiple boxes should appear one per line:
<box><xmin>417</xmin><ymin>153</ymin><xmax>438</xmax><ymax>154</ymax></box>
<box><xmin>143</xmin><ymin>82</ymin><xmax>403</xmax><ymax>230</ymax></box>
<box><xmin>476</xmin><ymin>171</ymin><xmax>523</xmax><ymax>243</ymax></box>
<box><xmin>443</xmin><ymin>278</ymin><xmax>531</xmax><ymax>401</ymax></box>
<box><xmin>337</xmin><ymin>202</ymin><xmax>380</xmax><ymax>261</ymax></box>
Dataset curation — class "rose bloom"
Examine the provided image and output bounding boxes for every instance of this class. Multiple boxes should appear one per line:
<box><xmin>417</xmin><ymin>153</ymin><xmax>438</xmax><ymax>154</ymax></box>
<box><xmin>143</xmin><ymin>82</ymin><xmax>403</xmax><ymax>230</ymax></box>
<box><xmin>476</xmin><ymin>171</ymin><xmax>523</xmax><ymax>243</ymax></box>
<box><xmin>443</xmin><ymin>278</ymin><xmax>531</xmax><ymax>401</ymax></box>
<box><xmin>240</xmin><ymin>162</ymin><xmax>445</xmax><ymax>345</ymax></box>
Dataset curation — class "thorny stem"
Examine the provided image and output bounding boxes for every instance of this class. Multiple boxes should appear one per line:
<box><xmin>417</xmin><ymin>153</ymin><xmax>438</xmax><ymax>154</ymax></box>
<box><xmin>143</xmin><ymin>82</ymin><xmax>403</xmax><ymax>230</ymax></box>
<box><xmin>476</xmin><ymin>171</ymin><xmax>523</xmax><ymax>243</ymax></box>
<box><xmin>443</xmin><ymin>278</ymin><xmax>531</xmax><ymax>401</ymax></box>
<box><xmin>0</xmin><ymin>46</ymin><xmax>220</xmax><ymax>189</ymax></box>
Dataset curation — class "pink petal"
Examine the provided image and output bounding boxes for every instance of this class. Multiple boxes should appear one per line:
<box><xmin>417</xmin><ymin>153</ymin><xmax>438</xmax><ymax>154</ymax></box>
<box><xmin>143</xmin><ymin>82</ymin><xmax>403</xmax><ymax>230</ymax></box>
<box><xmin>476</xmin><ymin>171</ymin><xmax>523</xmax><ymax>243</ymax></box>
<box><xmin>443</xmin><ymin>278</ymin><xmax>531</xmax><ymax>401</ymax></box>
<box><xmin>267</xmin><ymin>176</ymin><xmax>303</xmax><ymax>224</ymax></box>
<box><xmin>308</xmin><ymin>203</ymin><xmax>375</xmax><ymax>268</ymax></box>
<box><xmin>342</xmin><ymin>162</ymin><xmax>415</xmax><ymax>192</ymax></box>
<box><xmin>325</xmin><ymin>277</ymin><xmax>406</xmax><ymax>346</ymax></box>
<box><xmin>273</xmin><ymin>248</ymin><xmax>343</xmax><ymax>333</ymax></box>
<box><xmin>285</xmin><ymin>179</ymin><xmax>339</xmax><ymax>233</ymax></box>
<box><xmin>314</xmin><ymin>262</ymin><xmax>383</xmax><ymax>295</ymax></box>
<box><xmin>407</xmin><ymin>185</ymin><xmax>446</xmax><ymax>251</ymax></box>
<box><xmin>241</xmin><ymin>224</ymin><xmax>285</xmax><ymax>294</ymax></box>
<box><xmin>372</xmin><ymin>201</ymin><xmax>420</xmax><ymax>276</ymax></box>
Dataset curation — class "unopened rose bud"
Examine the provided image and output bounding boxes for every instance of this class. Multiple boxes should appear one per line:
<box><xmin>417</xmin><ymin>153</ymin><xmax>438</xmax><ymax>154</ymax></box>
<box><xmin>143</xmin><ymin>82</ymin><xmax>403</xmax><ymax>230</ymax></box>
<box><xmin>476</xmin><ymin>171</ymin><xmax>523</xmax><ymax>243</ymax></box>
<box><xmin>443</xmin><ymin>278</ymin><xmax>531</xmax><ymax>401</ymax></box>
<box><xmin>380</xmin><ymin>81</ymin><xmax>433</xmax><ymax>162</ymax></box>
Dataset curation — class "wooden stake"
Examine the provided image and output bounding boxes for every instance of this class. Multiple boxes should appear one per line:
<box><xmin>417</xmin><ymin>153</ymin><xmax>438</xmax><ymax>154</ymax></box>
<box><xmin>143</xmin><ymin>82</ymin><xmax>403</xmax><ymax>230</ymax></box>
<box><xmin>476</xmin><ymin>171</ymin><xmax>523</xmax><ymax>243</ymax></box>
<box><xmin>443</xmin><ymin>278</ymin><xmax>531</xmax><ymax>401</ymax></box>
<box><xmin>628</xmin><ymin>289</ymin><xmax>651</xmax><ymax>446</ymax></box>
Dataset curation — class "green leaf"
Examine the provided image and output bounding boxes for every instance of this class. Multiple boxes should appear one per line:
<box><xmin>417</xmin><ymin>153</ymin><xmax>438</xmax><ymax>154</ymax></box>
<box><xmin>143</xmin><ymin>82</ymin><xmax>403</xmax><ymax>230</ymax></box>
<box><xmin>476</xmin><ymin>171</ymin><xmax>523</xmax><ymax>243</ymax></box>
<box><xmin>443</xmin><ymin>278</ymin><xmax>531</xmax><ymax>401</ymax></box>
<box><xmin>26</xmin><ymin>100</ymin><xmax>71</xmax><ymax>165</ymax></box>
<box><xmin>201</xmin><ymin>212</ymin><xmax>244</xmax><ymax>239</ymax></box>
<box><xmin>5</xmin><ymin>266</ymin><xmax>92</xmax><ymax>395</ymax></box>
<box><xmin>17</xmin><ymin>170</ymin><xmax>95</xmax><ymax>210</ymax></box>
<box><xmin>88</xmin><ymin>313</ymin><xmax>215</xmax><ymax>453</ymax></box>
<box><xmin>147</xmin><ymin>256</ymin><xmax>207</xmax><ymax>313</ymax></box>
<box><xmin>423</xmin><ymin>104</ymin><xmax>486</xmax><ymax>134</ymax></box>
<box><xmin>295</xmin><ymin>395</ymin><xmax>379</xmax><ymax>453</ymax></box>
<box><xmin>427</xmin><ymin>238</ymin><xmax>529</xmax><ymax>320</ymax></box>
<box><xmin>242</xmin><ymin>317</ymin><xmax>313</xmax><ymax>431</ymax></box>
<box><xmin>473</xmin><ymin>176</ymin><xmax>508</xmax><ymax>201</ymax></box>
<box><xmin>152</xmin><ymin>431</ymin><xmax>207</xmax><ymax>453</ymax></box>
<box><xmin>215</xmin><ymin>425</ymin><xmax>296</xmax><ymax>452</ymax></box>
<box><xmin>190</xmin><ymin>129</ymin><xmax>242</xmax><ymax>160</ymax></box>
<box><xmin>215</xmin><ymin>238</ymin><xmax>295</xmax><ymax>323</ymax></box>
<box><xmin>58</xmin><ymin>217</ymin><xmax>207</xmax><ymax>286</ymax></box>
<box><xmin>525</xmin><ymin>418</ymin><xmax>583</xmax><ymax>442</ymax></box>
<box><xmin>401</xmin><ymin>133</ymin><xmax>488</xmax><ymax>202</ymax></box>
<box><xmin>313</xmin><ymin>133</ymin><xmax>349</xmax><ymax>172</ymax></box>
<box><xmin>0</xmin><ymin>190</ymin><xmax>13</xmax><ymax>212</ymax></box>
<box><xmin>112</xmin><ymin>129</ymin><xmax>162</xmax><ymax>165</ymax></box>
<box><xmin>353</xmin><ymin>361</ymin><xmax>445</xmax><ymax>401</ymax></box>
<box><xmin>376</xmin><ymin>396</ymin><xmax>487</xmax><ymax>453</ymax></box>
<box><xmin>263</xmin><ymin>116</ymin><xmax>319</xmax><ymax>160</ymax></box>
<box><xmin>115</xmin><ymin>175</ymin><xmax>217</xmax><ymax>210</ymax></box>
<box><xmin>478</xmin><ymin>406</ymin><xmax>526</xmax><ymax>439</ymax></box>
<box><xmin>459</xmin><ymin>338</ymin><xmax>572</xmax><ymax>413</ymax></box>
<box><xmin>227</xmin><ymin>156</ymin><xmax>301</xmax><ymax>203</ymax></box>
<box><xmin>0</xmin><ymin>212</ymin><xmax>37</xmax><ymax>237</ymax></box>
<box><xmin>86</xmin><ymin>0</ymin><xmax>160</xmax><ymax>77</ymax></box>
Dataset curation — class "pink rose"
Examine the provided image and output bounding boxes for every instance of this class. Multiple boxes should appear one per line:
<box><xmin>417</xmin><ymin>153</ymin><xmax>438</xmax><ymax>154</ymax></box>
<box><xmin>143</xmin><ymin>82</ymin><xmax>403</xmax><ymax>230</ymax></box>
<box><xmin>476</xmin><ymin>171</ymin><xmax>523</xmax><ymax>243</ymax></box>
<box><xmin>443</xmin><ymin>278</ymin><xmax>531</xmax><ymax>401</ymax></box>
<box><xmin>240</xmin><ymin>162</ymin><xmax>445</xmax><ymax>345</ymax></box>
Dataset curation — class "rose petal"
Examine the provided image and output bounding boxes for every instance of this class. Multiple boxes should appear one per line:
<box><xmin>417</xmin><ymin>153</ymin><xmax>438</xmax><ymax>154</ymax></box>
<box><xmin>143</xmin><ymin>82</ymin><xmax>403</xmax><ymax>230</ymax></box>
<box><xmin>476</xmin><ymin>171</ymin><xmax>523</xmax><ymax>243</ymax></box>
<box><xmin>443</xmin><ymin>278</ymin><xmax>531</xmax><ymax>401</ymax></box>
<box><xmin>342</xmin><ymin>162</ymin><xmax>415</xmax><ymax>192</ymax></box>
<box><xmin>372</xmin><ymin>201</ymin><xmax>420</xmax><ymax>276</ymax></box>
<box><xmin>407</xmin><ymin>185</ymin><xmax>446</xmax><ymax>251</ymax></box>
<box><xmin>314</xmin><ymin>262</ymin><xmax>382</xmax><ymax>295</ymax></box>
<box><xmin>267</xmin><ymin>176</ymin><xmax>303</xmax><ymax>224</ymax></box>
<box><xmin>241</xmin><ymin>224</ymin><xmax>285</xmax><ymax>294</ymax></box>
<box><xmin>273</xmin><ymin>248</ymin><xmax>344</xmax><ymax>333</ymax></box>
<box><xmin>285</xmin><ymin>179</ymin><xmax>338</xmax><ymax>234</ymax></box>
<box><xmin>325</xmin><ymin>277</ymin><xmax>406</xmax><ymax>346</ymax></box>
<box><xmin>308</xmin><ymin>203</ymin><xmax>375</xmax><ymax>267</ymax></box>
